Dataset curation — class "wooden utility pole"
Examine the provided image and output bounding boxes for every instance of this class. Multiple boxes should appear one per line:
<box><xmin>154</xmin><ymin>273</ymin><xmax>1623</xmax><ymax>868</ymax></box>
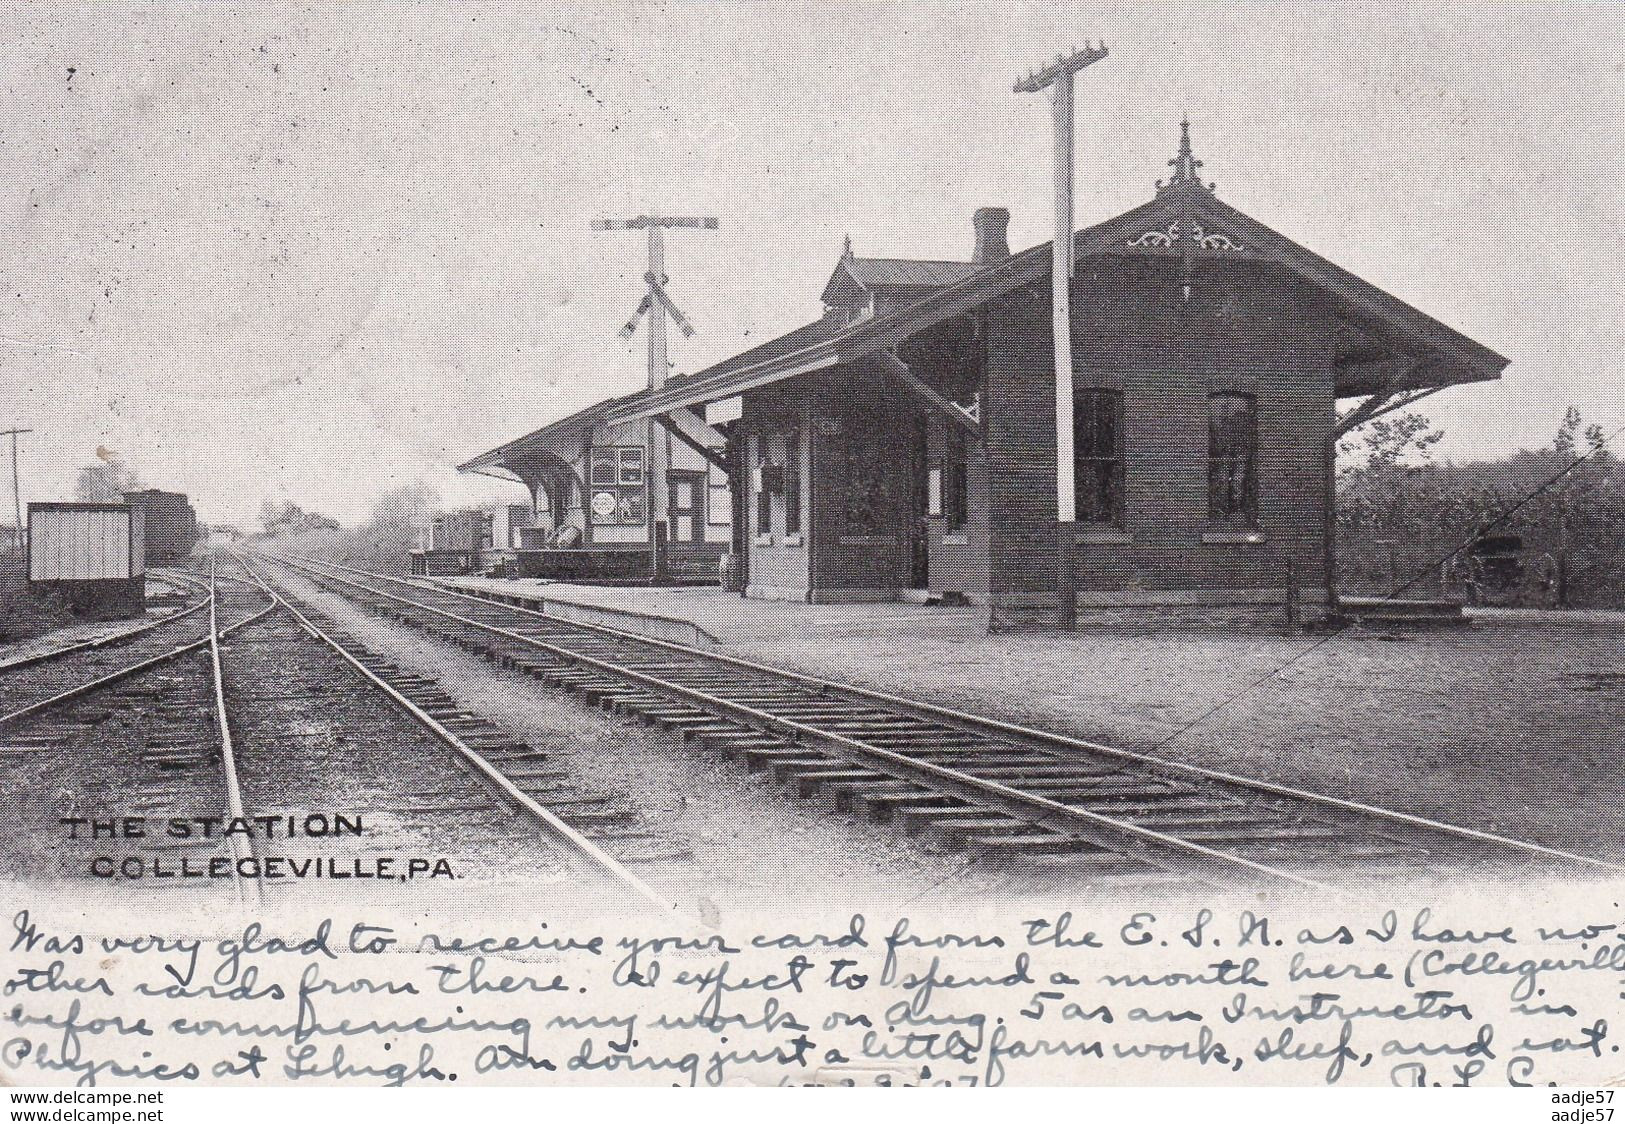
<box><xmin>1016</xmin><ymin>44</ymin><xmax>1108</xmax><ymax>628</ymax></box>
<box><xmin>591</xmin><ymin>215</ymin><xmax>718</xmax><ymax>529</ymax></box>
<box><xmin>2</xmin><ymin>427</ymin><xmax>30</xmax><ymax>552</ymax></box>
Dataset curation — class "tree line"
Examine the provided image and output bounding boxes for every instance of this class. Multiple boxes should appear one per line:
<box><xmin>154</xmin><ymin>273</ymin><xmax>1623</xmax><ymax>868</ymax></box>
<box><xmin>1338</xmin><ymin>407</ymin><xmax>1623</xmax><ymax>607</ymax></box>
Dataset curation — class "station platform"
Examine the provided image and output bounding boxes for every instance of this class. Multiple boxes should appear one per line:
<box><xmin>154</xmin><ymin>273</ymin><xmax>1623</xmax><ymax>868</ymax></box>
<box><xmin>424</xmin><ymin>576</ymin><xmax>984</xmax><ymax>647</ymax></box>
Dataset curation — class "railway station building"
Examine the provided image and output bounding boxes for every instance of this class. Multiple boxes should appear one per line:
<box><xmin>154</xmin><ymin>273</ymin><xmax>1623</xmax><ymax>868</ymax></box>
<box><xmin>596</xmin><ymin>123</ymin><xmax>1506</xmax><ymax>624</ymax></box>
<box><xmin>459</xmin><ymin>124</ymin><xmax>1505</xmax><ymax>624</ymax></box>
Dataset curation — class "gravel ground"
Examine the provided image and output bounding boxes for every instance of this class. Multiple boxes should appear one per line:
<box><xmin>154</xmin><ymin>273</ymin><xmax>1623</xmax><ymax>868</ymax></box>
<box><xmin>0</xmin><ymin>649</ymin><xmax>237</xmax><ymax>904</ymax></box>
<box><xmin>724</xmin><ymin>612</ymin><xmax>1624</xmax><ymax>858</ymax></box>
<box><xmin>220</xmin><ymin>611</ymin><xmax>582</xmax><ymax>908</ymax></box>
<box><xmin>267</xmin><ymin>565</ymin><xmax>1167</xmax><ymax>919</ymax></box>
<box><xmin>0</xmin><ymin>573</ymin><xmax>196</xmax><ymax>664</ymax></box>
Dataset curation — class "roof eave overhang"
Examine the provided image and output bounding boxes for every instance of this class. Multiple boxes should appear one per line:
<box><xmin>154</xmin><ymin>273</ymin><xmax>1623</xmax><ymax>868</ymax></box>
<box><xmin>455</xmin><ymin>403</ymin><xmax>616</xmax><ymax>478</ymax></box>
<box><xmin>1334</xmin><ymin>357</ymin><xmax>1506</xmax><ymax>400</ymax></box>
<box><xmin>606</xmin><ymin>190</ymin><xmax>1509</xmax><ymax>424</ymax></box>
<box><xmin>458</xmin><ymin>463</ymin><xmax>526</xmax><ymax>484</ymax></box>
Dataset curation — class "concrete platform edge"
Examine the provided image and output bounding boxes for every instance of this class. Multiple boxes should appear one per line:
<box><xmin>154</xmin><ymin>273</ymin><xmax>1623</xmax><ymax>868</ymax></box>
<box><xmin>429</xmin><ymin>577</ymin><xmax>721</xmax><ymax>647</ymax></box>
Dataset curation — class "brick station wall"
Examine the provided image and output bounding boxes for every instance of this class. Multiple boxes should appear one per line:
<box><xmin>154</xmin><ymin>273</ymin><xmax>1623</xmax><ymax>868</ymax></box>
<box><xmin>983</xmin><ymin>255</ymin><xmax>1339</xmax><ymax>608</ymax></box>
<box><xmin>806</xmin><ymin>371</ymin><xmax>916</xmax><ymax>599</ymax></box>
<box><xmin>734</xmin><ymin>255</ymin><xmax>1343</xmax><ymax>612</ymax></box>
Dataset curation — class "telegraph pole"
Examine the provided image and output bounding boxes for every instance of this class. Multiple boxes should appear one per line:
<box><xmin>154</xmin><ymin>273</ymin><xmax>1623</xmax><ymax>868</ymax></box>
<box><xmin>1</xmin><ymin>427</ymin><xmax>30</xmax><ymax>552</ymax></box>
<box><xmin>1015</xmin><ymin>43</ymin><xmax>1108</xmax><ymax>629</ymax></box>
<box><xmin>590</xmin><ymin>215</ymin><xmax>718</xmax><ymax>529</ymax></box>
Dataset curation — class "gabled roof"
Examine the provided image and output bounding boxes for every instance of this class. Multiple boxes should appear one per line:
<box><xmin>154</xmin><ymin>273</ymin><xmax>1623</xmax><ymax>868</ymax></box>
<box><xmin>608</xmin><ymin>135</ymin><xmax>1509</xmax><ymax>426</ymax></box>
<box><xmin>847</xmin><ymin>257</ymin><xmax>978</xmax><ymax>289</ymax></box>
<box><xmin>821</xmin><ymin>252</ymin><xmax>980</xmax><ymax>305</ymax></box>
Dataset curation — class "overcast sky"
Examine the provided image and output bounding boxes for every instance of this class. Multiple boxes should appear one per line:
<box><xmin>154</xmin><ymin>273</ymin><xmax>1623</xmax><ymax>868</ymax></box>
<box><xmin>2</xmin><ymin>2</ymin><xmax>1621</xmax><ymax>525</ymax></box>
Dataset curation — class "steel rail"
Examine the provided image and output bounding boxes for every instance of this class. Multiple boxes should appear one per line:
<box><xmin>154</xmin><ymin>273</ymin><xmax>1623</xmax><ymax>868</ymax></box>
<box><xmin>266</xmin><ymin>555</ymin><xmax>1339</xmax><ymax>889</ymax></box>
<box><xmin>206</xmin><ymin>556</ymin><xmax>262</xmax><ymax>908</ymax></box>
<box><xmin>279</xmin><ymin>553</ymin><xmax>1621</xmax><ymax>877</ymax></box>
<box><xmin>0</xmin><ymin>572</ymin><xmax>280</xmax><ymax>728</ymax></box>
<box><xmin>236</xmin><ymin>555</ymin><xmax>672</xmax><ymax>912</ymax></box>
<box><xmin>0</xmin><ymin>569</ymin><xmax>214</xmax><ymax>676</ymax></box>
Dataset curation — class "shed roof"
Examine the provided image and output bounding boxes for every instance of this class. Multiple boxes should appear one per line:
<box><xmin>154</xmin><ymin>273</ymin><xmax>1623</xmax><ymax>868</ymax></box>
<box><xmin>458</xmin><ymin>389</ymin><xmax>727</xmax><ymax>484</ymax></box>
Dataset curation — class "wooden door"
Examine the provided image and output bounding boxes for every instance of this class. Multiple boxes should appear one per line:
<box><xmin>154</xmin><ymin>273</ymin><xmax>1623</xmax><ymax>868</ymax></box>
<box><xmin>908</xmin><ymin>415</ymin><xmax>930</xmax><ymax>588</ymax></box>
<box><xmin>667</xmin><ymin>471</ymin><xmax>704</xmax><ymax>543</ymax></box>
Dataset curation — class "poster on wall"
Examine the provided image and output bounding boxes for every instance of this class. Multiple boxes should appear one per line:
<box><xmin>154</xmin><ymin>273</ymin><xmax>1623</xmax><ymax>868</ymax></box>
<box><xmin>588</xmin><ymin>446</ymin><xmax>647</xmax><ymax>525</ymax></box>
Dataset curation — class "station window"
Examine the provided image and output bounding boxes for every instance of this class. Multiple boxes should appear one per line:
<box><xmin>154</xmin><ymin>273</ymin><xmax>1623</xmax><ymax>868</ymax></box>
<box><xmin>1074</xmin><ymin>390</ymin><xmax>1124</xmax><ymax>524</ymax></box>
<box><xmin>944</xmin><ymin>437</ymin><xmax>968</xmax><ymax>534</ymax></box>
<box><xmin>754</xmin><ymin>438</ymin><xmax>772</xmax><ymax>535</ymax></box>
<box><xmin>784</xmin><ymin>428</ymin><xmax>803</xmax><ymax>538</ymax></box>
<box><xmin>1207</xmin><ymin>392</ymin><xmax>1258</xmax><ymax>526</ymax></box>
<box><xmin>707</xmin><ymin>460</ymin><xmax>731</xmax><ymax>526</ymax></box>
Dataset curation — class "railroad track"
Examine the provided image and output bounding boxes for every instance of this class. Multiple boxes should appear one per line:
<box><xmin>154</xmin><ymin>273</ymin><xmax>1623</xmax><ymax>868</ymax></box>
<box><xmin>3</xmin><ymin>552</ymin><xmax>668</xmax><ymax>911</ymax></box>
<box><xmin>1</xmin><ymin>558</ymin><xmax>276</xmax><ymax>901</ymax></box>
<box><xmin>0</xmin><ymin>570</ymin><xmax>213</xmax><ymax>701</ymax></box>
<box><xmin>0</xmin><ymin>562</ymin><xmax>272</xmax><ymax>730</ymax></box>
<box><xmin>225</xmin><ymin>556</ymin><xmax>670</xmax><ymax>910</ymax></box>
<box><xmin>262</xmin><ymin>552</ymin><xmax>1619</xmax><ymax>892</ymax></box>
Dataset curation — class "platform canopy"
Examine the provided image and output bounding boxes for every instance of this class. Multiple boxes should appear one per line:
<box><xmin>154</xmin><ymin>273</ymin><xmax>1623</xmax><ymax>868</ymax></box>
<box><xmin>459</xmin><ymin>390</ymin><xmax>728</xmax><ymax>486</ymax></box>
<box><xmin>605</xmin><ymin>132</ymin><xmax>1508</xmax><ymax>426</ymax></box>
<box><xmin>457</xmin><ymin>398</ymin><xmax>626</xmax><ymax>485</ymax></box>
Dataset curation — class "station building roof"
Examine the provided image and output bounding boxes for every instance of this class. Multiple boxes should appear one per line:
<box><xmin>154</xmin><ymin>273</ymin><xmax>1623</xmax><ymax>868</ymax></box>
<box><xmin>606</xmin><ymin>126</ymin><xmax>1509</xmax><ymax>426</ymax></box>
<box><xmin>458</xmin><ymin>390</ymin><xmax>724</xmax><ymax>485</ymax></box>
<box><xmin>457</xmin><ymin>398</ymin><xmax>627</xmax><ymax>483</ymax></box>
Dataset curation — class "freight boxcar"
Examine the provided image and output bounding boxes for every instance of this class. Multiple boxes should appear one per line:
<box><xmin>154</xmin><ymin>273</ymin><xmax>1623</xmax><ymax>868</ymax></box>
<box><xmin>121</xmin><ymin>489</ymin><xmax>199</xmax><ymax>564</ymax></box>
<box><xmin>27</xmin><ymin>502</ymin><xmax>147</xmax><ymax>618</ymax></box>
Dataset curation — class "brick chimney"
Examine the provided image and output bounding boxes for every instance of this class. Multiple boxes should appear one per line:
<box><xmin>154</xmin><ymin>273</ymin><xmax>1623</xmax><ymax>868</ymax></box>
<box><xmin>972</xmin><ymin>207</ymin><xmax>1010</xmax><ymax>265</ymax></box>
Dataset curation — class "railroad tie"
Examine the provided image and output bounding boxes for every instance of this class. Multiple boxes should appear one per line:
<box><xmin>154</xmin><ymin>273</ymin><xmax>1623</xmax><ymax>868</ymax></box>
<box><xmin>760</xmin><ymin>754</ymin><xmax>841</xmax><ymax>782</ymax></box>
<box><xmin>956</xmin><ymin>762</ymin><xmax>1118</xmax><ymax>779</ymax></box>
<box><xmin>595</xmin><ymin>688</ymin><xmax>659</xmax><ymax>713</ymax></box>
<box><xmin>853</xmin><ymin>789</ymin><xmax>973</xmax><ymax>823</ymax></box>
<box><xmin>613</xmin><ymin>844</ymin><xmax>695</xmax><ymax>864</ymax></box>
<box><xmin>960</xmin><ymin>830</ymin><xmax>1116</xmax><ymax>859</ymax></box>
<box><xmin>672</xmin><ymin>720</ymin><xmax>755</xmax><ymax>744</ymax></box>
<box><xmin>893</xmin><ymin>803</ymin><xmax>1014</xmax><ymax>836</ymax></box>
<box><xmin>557</xmin><ymin>807</ymin><xmax>640</xmax><ymax>830</ymax></box>
<box><xmin>769</xmin><ymin>764</ymin><xmax>888</xmax><ymax>798</ymax></box>
<box><xmin>640</xmin><ymin>710</ymin><xmax>727</xmax><ymax>735</ymax></box>
<box><xmin>736</xmin><ymin>745</ymin><xmax>827</xmax><ymax>772</ymax></box>
<box><xmin>505</xmin><ymin>766</ymin><xmax>570</xmax><ymax>784</ymax></box>
<box><xmin>1167</xmin><ymin>822</ymin><xmax>1371</xmax><ymax>845</ymax></box>
<box><xmin>391</xmin><ymin>802</ymin><xmax>505</xmax><ymax>816</ymax></box>
<box><xmin>524</xmin><ymin>793</ymin><xmax>612</xmax><ymax>807</ymax></box>
<box><xmin>0</xmin><ymin>732</ymin><xmax>71</xmax><ymax>749</ymax></box>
